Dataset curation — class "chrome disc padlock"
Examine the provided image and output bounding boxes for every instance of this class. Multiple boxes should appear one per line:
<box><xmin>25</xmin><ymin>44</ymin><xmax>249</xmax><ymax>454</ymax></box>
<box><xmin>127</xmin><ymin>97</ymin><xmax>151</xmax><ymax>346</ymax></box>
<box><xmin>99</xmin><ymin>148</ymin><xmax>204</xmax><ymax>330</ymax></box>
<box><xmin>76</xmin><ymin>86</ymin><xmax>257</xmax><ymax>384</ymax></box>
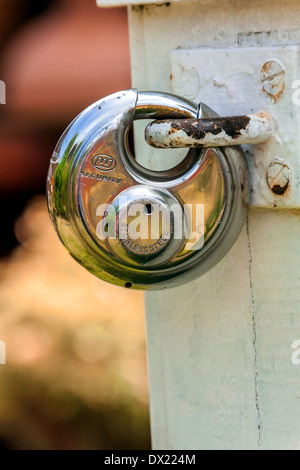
<box><xmin>47</xmin><ymin>89</ymin><xmax>248</xmax><ymax>290</ymax></box>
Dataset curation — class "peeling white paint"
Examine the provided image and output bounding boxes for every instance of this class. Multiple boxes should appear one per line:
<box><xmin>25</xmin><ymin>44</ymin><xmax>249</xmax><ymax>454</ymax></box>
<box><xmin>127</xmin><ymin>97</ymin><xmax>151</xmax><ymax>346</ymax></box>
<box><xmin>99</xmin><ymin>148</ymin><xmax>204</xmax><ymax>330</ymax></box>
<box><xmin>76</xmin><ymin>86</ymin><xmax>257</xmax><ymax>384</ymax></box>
<box><xmin>145</xmin><ymin>113</ymin><xmax>274</xmax><ymax>148</ymax></box>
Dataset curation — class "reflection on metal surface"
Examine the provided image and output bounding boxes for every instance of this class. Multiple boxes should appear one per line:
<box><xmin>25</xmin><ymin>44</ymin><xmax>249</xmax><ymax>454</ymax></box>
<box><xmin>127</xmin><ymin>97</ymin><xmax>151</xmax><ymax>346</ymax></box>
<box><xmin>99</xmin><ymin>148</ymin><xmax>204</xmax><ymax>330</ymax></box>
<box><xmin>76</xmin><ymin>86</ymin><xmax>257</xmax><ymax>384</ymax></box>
<box><xmin>47</xmin><ymin>89</ymin><xmax>248</xmax><ymax>290</ymax></box>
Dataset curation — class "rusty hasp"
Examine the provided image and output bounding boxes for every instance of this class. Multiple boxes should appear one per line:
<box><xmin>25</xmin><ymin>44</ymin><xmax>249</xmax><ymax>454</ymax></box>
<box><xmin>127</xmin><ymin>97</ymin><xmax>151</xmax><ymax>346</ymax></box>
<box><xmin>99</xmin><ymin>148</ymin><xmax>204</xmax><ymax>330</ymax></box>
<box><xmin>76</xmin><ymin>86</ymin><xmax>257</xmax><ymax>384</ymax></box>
<box><xmin>145</xmin><ymin>112</ymin><xmax>274</xmax><ymax>148</ymax></box>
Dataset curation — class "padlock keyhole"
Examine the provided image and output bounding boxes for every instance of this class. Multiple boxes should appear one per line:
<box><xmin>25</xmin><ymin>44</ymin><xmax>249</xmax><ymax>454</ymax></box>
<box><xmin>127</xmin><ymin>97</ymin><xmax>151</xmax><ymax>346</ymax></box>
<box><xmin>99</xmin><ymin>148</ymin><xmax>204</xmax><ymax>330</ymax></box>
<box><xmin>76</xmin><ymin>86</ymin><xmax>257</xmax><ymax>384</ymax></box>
<box><xmin>144</xmin><ymin>204</ymin><xmax>153</xmax><ymax>215</ymax></box>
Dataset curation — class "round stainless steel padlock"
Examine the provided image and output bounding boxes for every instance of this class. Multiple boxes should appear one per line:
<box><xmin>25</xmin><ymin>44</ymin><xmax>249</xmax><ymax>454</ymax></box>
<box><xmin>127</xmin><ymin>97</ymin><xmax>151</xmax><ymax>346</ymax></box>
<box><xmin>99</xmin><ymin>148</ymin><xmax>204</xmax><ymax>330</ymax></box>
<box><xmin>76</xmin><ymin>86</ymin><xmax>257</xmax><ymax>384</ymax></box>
<box><xmin>47</xmin><ymin>89</ymin><xmax>248</xmax><ymax>290</ymax></box>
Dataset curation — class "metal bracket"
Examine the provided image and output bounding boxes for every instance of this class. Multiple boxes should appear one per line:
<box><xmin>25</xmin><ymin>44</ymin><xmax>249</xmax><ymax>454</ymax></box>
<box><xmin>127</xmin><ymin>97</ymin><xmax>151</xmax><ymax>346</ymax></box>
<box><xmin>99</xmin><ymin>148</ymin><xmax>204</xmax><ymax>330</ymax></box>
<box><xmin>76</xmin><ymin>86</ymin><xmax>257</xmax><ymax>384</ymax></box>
<box><xmin>169</xmin><ymin>46</ymin><xmax>300</xmax><ymax>208</ymax></box>
<box><xmin>145</xmin><ymin>113</ymin><xmax>274</xmax><ymax>148</ymax></box>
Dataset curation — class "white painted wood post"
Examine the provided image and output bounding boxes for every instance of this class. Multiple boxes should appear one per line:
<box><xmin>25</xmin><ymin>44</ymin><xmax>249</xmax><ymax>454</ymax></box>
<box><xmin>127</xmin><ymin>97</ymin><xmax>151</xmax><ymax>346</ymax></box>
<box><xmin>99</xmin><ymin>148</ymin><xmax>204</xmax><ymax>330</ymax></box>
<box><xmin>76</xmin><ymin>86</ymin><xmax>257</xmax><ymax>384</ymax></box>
<box><xmin>98</xmin><ymin>0</ymin><xmax>300</xmax><ymax>449</ymax></box>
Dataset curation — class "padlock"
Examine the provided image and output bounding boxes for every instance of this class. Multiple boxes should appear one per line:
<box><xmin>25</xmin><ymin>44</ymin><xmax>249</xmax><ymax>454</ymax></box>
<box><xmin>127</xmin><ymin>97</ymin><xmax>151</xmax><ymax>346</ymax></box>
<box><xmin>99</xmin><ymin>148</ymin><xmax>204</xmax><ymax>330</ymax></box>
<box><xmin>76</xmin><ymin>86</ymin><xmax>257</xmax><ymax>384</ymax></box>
<box><xmin>47</xmin><ymin>89</ymin><xmax>248</xmax><ymax>290</ymax></box>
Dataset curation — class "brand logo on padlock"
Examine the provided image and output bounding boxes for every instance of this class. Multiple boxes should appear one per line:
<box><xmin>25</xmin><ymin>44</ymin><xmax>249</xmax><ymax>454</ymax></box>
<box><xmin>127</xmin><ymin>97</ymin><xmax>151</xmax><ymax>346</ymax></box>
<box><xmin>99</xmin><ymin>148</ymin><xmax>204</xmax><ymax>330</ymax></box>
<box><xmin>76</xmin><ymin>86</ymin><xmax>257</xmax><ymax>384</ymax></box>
<box><xmin>92</xmin><ymin>154</ymin><xmax>116</xmax><ymax>172</ymax></box>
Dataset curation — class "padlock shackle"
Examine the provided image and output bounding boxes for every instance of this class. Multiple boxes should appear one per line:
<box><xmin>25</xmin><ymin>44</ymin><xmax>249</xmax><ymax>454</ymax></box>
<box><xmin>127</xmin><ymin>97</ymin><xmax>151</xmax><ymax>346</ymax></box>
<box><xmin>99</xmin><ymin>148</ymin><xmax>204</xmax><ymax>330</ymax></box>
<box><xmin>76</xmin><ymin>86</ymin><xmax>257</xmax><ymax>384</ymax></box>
<box><xmin>135</xmin><ymin>91</ymin><xmax>199</xmax><ymax>120</ymax></box>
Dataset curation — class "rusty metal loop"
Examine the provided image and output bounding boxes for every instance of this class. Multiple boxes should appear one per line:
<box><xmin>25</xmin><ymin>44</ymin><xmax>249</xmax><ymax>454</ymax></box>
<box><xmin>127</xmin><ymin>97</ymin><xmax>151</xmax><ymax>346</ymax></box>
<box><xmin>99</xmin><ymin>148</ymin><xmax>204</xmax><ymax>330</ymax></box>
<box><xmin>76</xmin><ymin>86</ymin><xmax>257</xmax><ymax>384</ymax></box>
<box><xmin>145</xmin><ymin>111</ymin><xmax>274</xmax><ymax>148</ymax></box>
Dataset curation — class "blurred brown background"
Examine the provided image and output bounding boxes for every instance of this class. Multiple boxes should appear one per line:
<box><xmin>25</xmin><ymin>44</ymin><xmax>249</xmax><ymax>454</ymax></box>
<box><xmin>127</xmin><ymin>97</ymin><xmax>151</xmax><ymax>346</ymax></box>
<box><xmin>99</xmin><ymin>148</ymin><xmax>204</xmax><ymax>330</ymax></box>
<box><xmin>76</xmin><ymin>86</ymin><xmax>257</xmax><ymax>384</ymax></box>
<box><xmin>0</xmin><ymin>0</ymin><xmax>150</xmax><ymax>449</ymax></box>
